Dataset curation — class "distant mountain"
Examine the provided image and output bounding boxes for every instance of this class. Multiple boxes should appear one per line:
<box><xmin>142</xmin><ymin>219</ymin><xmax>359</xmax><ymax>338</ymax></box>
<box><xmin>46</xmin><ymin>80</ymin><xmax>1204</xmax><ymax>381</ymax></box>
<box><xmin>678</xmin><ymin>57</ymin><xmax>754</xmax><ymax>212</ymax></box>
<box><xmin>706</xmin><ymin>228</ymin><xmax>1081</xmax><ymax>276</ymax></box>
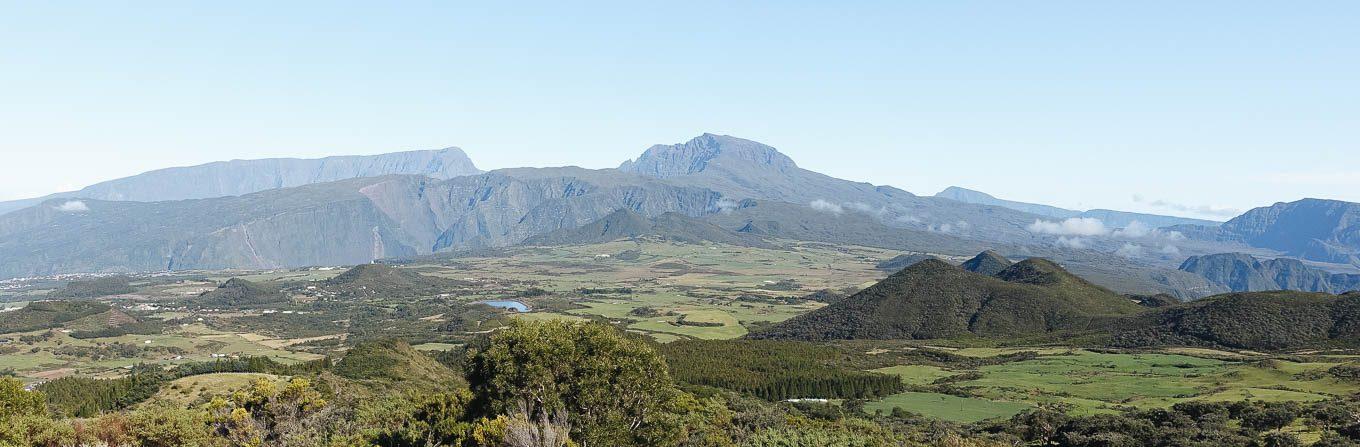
<box><xmin>0</xmin><ymin>148</ymin><xmax>481</xmax><ymax>215</ymax></box>
<box><xmin>0</xmin><ymin>168</ymin><xmax>721</xmax><ymax>279</ymax></box>
<box><xmin>1113</xmin><ymin>291</ymin><xmax>1360</xmax><ymax>350</ymax></box>
<box><xmin>1179</xmin><ymin>253</ymin><xmax>1360</xmax><ymax>294</ymax></box>
<box><xmin>748</xmin><ymin>258</ymin><xmax>1145</xmax><ymax>341</ymax></box>
<box><xmin>524</xmin><ymin>208</ymin><xmax>771</xmax><ymax>248</ymax></box>
<box><xmin>0</xmin><ymin>133</ymin><xmax>1286</xmax><ymax>300</ymax></box>
<box><xmin>1192</xmin><ymin>199</ymin><xmax>1360</xmax><ymax>266</ymax></box>
<box><xmin>934</xmin><ymin>186</ymin><xmax>1220</xmax><ymax>228</ymax></box>
<box><xmin>622</xmin><ymin>135</ymin><xmax>1050</xmax><ymax>245</ymax></box>
<box><xmin>960</xmin><ymin>250</ymin><xmax>1013</xmax><ymax>276</ymax></box>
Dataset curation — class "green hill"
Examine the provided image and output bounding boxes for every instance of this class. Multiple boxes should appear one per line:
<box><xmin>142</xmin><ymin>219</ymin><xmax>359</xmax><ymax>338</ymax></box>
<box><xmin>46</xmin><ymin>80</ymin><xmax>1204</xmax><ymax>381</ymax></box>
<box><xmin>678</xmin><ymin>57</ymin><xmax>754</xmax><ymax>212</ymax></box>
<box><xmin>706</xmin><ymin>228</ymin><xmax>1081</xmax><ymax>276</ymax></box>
<box><xmin>1112</xmin><ymin>291</ymin><xmax>1360</xmax><ymax>350</ymax></box>
<box><xmin>48</xmin><ymin>276</ymin><xmax>134</xmax><ymax>299</ymax></box>
<box><xmin>322</xmin><ymin>263</ymin><xmax>458</xmax><ymax>298</ymax></box>
<box><xmin>193</xmin><ymin>278</ymin><xmax>289</xmax><ymax>308</ymax></box>
<box><xmin>0</xmin><ymin>301</ymin><xmax>111</xmax><ymax>334</ymax></box>
<box><xmin>333</xmin><ymin>338</ymin><xmax>465</xmax><ymax>389</ymax></box>
<box><xmin>960</xmin><ymin>250</ymin><xmax>1013</xmax><ymax>276</ymax></box>
<box><xmin>748</xmin><ymin>259</ymin><xmax>1145</xmax><ymax>341</ymax></box>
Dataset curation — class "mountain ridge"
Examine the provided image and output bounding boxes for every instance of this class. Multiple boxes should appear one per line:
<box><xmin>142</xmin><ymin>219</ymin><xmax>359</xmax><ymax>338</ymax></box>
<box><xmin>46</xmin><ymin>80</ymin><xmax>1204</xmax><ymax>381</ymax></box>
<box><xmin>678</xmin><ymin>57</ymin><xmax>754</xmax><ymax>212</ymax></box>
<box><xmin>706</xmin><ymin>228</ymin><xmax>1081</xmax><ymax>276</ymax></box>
<box><xmin>934</xmin><ymin>186</ymin><xmax>1221</xmax><ymax>228</ymax></box>
<box><xmin>0</xmin><ymin>148</ymin><xmax>481</xmax><ymax>215</ymax></box>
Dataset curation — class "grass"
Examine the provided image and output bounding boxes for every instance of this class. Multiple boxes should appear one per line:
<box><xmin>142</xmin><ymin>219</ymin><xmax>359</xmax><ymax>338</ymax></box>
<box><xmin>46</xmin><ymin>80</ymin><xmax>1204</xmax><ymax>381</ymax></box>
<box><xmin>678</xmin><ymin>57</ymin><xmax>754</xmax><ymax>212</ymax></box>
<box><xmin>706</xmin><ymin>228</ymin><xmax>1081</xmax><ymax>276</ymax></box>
<box><xmin>146</xmin><ymin>373</ymin><xmax>284</xmax><ymax>407</ymax></box>
<box><xmin>864</xmin><ymin>391</ymin><xmax>1031</xmax><ymax>423</ymax></box>
<box><xmin>872</xmin><ymin>365</ymin><xmax>957</xmax><ymax>386</ymax></box>
<box><xmin>865</xmin><ymin>349</ymin><xmax>1360</xmax><ymax>418</ymax></box>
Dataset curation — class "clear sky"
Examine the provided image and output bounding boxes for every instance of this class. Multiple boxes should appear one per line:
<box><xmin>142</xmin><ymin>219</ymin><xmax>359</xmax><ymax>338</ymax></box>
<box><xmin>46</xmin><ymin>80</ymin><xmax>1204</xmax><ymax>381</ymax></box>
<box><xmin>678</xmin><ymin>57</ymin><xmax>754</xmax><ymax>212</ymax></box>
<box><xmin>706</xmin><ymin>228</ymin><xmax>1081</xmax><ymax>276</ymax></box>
<box><xmin>1</xmin><ymin>1</ymin><xmax>1356</xmax><ymax>220</ymax></box>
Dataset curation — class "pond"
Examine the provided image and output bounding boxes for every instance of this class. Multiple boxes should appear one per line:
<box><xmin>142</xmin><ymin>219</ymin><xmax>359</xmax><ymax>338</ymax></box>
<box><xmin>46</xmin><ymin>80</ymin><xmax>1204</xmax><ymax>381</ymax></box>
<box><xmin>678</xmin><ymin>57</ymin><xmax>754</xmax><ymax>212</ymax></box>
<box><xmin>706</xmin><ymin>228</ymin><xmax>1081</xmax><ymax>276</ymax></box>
<box><xmin>478</xmin><ymin>300</ymin><xmax>530</xmax><ymax>312</ymax></box>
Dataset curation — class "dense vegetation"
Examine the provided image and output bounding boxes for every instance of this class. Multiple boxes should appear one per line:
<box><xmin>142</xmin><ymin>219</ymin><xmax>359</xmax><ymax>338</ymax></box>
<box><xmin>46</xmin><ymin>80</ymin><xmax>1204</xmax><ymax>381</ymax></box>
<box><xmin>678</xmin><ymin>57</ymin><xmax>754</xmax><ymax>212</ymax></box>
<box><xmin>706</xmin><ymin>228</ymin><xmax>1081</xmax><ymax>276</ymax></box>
<box><xmin>319</xmin><ymin>263</ymin><xmax>466</xmax><ymax>299</ymax></box>
<box><xmin>8</xmin><ymin>321</ymin><xmax>1360</xmax><ymax>446</ymax></box>
<box><xmin>1113</xmin><ymin>290</ymin><xmax>1360</xmax><ymax>350</ymax></box>
<box><xmin>191</xmin><ymin>278</ymin><xmax>290</xmax><ymax>308</ymax></box>
<box><xmin>751</xmin><ymin>259</ymin><xmax>1144</xmax><ymax>341</ymax></box>
<box><xmin>661</xmin><ymin>339</ymin><xmax>904</xmax><ymax>401</ymax></box>
<box><xmin>0</xmin><ymin>301</ymin><xmax>110</xmax><ymax>334</ymax></box>
<box><xmin>47</xmin><ymin>276</ymin><xmax>135</xmax><ymax>299</ymax></box>
<box><xmin>39</xmin><ymin>356</ymin><xmax>330</xmax><ymax>417</ymax></box>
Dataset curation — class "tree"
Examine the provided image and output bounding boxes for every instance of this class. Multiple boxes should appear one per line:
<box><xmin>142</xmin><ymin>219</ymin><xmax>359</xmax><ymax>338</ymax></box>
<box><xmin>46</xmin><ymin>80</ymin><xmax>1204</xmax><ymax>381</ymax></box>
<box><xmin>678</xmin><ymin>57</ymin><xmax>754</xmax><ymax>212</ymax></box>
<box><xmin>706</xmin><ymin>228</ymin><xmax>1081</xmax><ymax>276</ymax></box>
<box><xmin>0</xmin><ymin>377</ymin><xmax>45</xmax><ymax>419</ymax></box>
<box><xmin>467</xmin><ymin>321</ymin><xmax>684</xmax><ymax>447</ymax></box>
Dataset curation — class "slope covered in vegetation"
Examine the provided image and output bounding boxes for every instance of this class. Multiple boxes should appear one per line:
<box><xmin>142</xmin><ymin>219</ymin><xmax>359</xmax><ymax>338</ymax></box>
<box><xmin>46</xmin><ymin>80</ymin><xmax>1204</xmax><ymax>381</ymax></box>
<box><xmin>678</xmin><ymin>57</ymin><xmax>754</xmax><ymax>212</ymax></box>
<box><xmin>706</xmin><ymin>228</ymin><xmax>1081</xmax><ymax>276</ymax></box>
<box><xmin>750</xmin><ymin>259</ymin><xmax>1145</xmax><ymax>341</ymax></box>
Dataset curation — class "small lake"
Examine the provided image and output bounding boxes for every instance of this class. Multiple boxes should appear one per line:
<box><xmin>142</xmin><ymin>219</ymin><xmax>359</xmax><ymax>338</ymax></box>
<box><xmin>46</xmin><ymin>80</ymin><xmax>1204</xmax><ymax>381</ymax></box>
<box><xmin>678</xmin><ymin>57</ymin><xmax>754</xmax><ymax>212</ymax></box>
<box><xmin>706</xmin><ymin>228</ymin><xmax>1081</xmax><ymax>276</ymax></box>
<box><xmin>478</xmin><ymin>300</ymin><xmax>530</xmax><ymax>312</ymax></box>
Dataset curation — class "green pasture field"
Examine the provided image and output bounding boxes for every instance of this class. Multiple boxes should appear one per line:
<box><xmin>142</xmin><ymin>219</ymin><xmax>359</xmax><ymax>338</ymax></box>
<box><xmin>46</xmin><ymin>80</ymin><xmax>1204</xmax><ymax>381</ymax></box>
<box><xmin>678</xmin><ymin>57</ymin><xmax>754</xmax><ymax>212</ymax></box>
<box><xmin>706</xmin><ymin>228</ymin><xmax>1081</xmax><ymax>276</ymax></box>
<box><xmin>864</xmin><ymin>349</ymin><xmax>1360</xmax><ymax>421</ymax></box>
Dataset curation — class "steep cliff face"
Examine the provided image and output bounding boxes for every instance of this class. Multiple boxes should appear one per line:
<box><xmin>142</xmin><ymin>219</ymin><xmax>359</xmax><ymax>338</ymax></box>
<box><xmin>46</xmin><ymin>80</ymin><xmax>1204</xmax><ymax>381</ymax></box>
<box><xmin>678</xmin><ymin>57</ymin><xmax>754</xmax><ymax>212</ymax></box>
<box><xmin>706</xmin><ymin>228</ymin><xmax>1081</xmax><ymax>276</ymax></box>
<box><xmin>0</xmin><ymin>178</ymin><xmax>425</xmax><ymax>278</ymax></box>
<box><xmin>618</xmin><ymin>133</ymin><xmax>797</xmax><ymax>179</ymax></box>
<box><xmin>428</xmin><ymin>168</ymin><xmax>723</xmax><ymax>250</ymax></box>
<box><xmin>1216</xmin><ymin>199</ymin><xmax>1360</xmax><ymax>265</ymax></box>
<box><xmin>1179</xmin><ymin>252</ymin><xmax>1360</xmax><ymax>293</ymax></box>
<box><xmin>0</xmin><ymin>148</ymin><xmax>481</xmax><ymax>215</ymax></box>
<box><xmin>0</xmin><ymin>168</ymin><xmax>726</xmax><ymax>279</ymax></box>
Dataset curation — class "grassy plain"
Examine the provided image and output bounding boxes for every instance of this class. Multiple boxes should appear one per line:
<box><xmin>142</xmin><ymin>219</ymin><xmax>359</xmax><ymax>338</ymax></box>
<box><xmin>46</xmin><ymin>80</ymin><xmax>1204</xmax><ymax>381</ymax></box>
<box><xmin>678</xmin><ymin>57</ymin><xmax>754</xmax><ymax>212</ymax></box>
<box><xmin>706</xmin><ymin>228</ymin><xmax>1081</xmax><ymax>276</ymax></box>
<box><xmin>864</xmin><ymin>349</ymin><xmax>1360</xmax><ymax>422</ymax></box>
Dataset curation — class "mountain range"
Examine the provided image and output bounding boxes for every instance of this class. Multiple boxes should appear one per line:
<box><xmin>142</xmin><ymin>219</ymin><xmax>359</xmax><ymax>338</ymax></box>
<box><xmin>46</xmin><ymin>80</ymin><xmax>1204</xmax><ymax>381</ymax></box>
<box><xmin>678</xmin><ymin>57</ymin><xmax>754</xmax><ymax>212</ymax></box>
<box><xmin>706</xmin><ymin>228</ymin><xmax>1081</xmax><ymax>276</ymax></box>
<box><xmin>934</xmin><ymin>186</ymin><xmax>1220</xmax><ymax>228</ymax></box>
<box><xmin>0</xmin><ymin>133</ymin><xmax>1355</xmax><ymax>301</ymax></box>
<box><xmin>0</xmin><ymin>148</ymin><xmax>481</xmax><ymax>215</ymax></box>
<box><xmin>1179</xmin><ymin>253</ymin><xmax>1360</xmax><ymax>294</ymax></box>
<box><xmin>1170</xmin><ymin>199</ymin><xmax>1360</xmax><ymax>266</ymax></box>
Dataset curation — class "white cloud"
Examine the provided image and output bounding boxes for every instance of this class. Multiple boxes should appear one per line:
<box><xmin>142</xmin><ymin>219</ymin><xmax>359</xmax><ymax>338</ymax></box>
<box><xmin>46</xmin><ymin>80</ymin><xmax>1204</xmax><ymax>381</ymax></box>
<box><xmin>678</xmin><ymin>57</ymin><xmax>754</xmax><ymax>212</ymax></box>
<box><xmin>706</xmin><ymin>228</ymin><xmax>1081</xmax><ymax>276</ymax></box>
<box><xmin>1027</xmin><ymin>217</ymin><xmax>1108</xmax><ymax>236</ymax></box>
<box><xmin>844</xmin><ymin>202</ymin><xmax>888</xmax><ymax>218</ymax></box>
<box><xmin>1115</xmin><ymin>243</ymin><xmax>1143</xmax><ymax>258</ymax></box>
<box><xmin>1111</xmin><ymin>221</ymin><xmax>1187</xmax><ymax>241</ymax></box>
<box><xmin>809</xmin><ymin>199</ymin><xmax>843</xmax><ymax>215</ymax></box>
<box><xmin>55</xmin><ymin>200</ymin><xmax>89</xmax><ymax>212</ymax></box>
<box><xmin>894</xmin><ymin>214</ymin><xmax>922</xmax><ymax>224</ymax></box>
<box><xmin>1160</xmin><ymin>245</ymin><xmax>1181</xmax><ymax>256</ymax></box>
<box><xmin>715</xmin><ymin>198</ymin><xmax>739</xmax><ymax>214</ymax></box>
<box><xmin>1055</xmin><ymin>236</ymin><xmax>1087</xmax><ymax>249</ymax></box>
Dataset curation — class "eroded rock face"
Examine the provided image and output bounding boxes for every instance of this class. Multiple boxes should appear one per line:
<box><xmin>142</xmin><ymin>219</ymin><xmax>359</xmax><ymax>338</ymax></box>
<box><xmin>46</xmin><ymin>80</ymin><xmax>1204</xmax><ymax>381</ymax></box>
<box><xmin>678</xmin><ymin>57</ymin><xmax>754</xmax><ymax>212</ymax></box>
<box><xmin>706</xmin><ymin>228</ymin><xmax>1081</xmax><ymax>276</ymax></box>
<box><xmin>618</xmin><ymin>133</ymin><xmax>797</xmax><ymax>178</ymax></box>
<box><xmin>1218</xmin><ymin>199</ymin><xmax>1360</xmax><ymax>265</ymax></box>
<box><xmin>1179</xmin><ymin>252</ymin><xmax>1360</xmax><ymax>293</ymax></box>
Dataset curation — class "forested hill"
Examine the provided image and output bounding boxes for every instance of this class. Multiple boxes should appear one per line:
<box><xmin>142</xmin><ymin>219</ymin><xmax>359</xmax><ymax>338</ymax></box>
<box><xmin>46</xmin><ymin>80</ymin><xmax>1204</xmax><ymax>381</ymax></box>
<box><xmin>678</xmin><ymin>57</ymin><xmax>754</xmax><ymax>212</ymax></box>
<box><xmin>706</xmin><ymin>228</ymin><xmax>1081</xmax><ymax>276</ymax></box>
<box><xmin>748</xmin><ymin>258</ymin><xmax>1144</xmax><ymax>341</ymax></box>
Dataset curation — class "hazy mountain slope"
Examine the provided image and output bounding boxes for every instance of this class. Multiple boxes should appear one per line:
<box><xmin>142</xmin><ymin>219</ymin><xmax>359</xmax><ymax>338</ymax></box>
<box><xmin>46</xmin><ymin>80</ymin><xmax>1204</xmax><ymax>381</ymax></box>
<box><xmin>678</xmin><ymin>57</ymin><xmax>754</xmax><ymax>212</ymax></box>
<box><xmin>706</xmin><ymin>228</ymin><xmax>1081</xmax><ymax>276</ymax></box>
<box><xmin>0</xmin><ymin>148</ymin><xmax>481</xmax><ymax>215</ymax></box>
<box><xmin>749</xmin><ymin>259</ymin><xmax>1145</xmax><ymax>341</ymax></box>
<box><xmin>934</xmin><ymin>186</ymin><xmax>1220</xmax><ymax>228</ymax></box>
<box><xmin>523</xmin><ymin>208</ymin><xmax>771</xmax><ymax>248</ymax></box>
<box><xmin>0</xmin><ymin>177</ymin><xmax>428</xmax><ymax>278</ymax></box>
<box><xmin>935</xmin><ymin>186</ymin><xmax>1078</xmax><ymax>220</ymax></box>
<box><xmin>620</xmin><ymin>134</ymin><xmax>1048</xmax><ymax>245</ymax></box>
<box><xmin>703</xmin><ymin>199</ymin><xmax>993</xmax><ymax>256</ymax></box>
<box><xmin>428</xmin><ymin>167</ymin><xmax>722</xmax><ymax>250</ymax></box>
<box><xmin>1209</xmin><ymin>199</ymin><xmax>1360</xmax><ymax>266</ymax></box>
<box><xmin>1180</xmin><ymin>253</ymin><xmax>1360</xmax><ymax>293</ymax></box>
<box><xmin>1113</xmin><ymin>291</ymin><xmax>1360</xmax><ymax>350</ymax></box>
<box><xmin>0</xmin><ymin>168</ymin><xmax>726</xmax><ymax>279</ymax></box>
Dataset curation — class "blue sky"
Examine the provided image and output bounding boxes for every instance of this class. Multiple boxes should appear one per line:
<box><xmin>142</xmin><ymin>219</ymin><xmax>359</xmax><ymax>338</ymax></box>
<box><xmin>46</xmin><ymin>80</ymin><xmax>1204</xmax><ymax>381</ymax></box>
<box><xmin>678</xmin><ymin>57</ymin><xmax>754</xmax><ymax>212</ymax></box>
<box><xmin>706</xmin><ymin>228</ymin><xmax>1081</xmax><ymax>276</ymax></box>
<box><xmin>1</xmin><ymin>1</ymin><xmax>1356</xmax><ymax>220</ymax></box>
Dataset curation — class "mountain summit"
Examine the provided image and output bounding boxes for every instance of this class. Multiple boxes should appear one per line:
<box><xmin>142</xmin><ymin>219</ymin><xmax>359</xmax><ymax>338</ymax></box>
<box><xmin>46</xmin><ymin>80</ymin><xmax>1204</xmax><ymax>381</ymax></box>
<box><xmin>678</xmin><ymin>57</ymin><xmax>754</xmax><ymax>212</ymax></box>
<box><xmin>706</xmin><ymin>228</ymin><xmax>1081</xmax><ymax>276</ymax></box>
<box><xmin>618</xmin><ymin>133</ymin><xmax>796</xmax><ymax>178</ymax></box>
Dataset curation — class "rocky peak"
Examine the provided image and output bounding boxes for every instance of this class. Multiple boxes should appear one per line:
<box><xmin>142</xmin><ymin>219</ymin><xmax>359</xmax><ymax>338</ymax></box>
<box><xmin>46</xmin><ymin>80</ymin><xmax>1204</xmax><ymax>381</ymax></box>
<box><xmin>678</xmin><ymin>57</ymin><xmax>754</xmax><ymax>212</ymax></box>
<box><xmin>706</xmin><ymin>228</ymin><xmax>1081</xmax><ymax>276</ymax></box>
<box><xmin>618</xmin><ymin>133</ymin><xmax>797</xmax><ymax>178</ymax></box>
